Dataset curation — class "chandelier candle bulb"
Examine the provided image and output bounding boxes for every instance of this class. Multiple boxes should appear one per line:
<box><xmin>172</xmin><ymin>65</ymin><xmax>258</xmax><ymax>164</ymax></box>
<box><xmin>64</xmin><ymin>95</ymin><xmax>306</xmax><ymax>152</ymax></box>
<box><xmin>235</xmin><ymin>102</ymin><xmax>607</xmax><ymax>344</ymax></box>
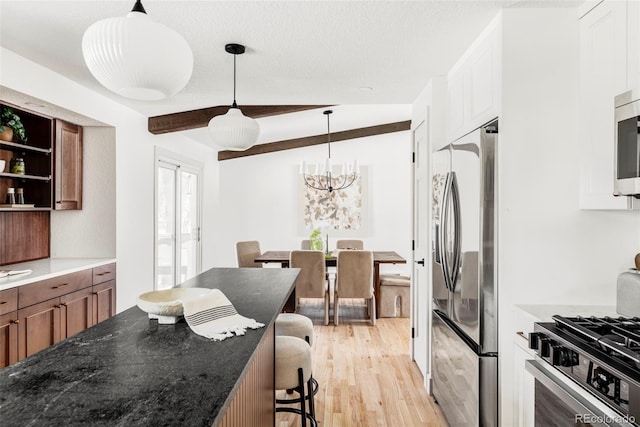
<box><xmin>324</xmin><ymin>158</ymin><xmax>332</xmax><ymax>174</ymax></box>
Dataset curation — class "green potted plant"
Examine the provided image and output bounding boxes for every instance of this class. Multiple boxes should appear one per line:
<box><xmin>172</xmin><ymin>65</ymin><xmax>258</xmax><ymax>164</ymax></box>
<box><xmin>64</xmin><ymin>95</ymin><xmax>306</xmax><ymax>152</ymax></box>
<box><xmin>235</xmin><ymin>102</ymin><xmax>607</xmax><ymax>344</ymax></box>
<box><xmin>0</xmin><ymin>107</ymin><xmax>27</xmax><ymax>143</ymax></box>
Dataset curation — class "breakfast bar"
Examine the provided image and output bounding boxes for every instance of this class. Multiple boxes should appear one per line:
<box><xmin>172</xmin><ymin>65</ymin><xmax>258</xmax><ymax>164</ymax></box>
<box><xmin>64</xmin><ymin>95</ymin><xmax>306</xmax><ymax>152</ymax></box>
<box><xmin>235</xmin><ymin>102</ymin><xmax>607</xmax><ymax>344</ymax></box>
<box><xmin>0</xmin><ymin>267</ymin><xmax>298</xmax><ymax>426</ymax></box>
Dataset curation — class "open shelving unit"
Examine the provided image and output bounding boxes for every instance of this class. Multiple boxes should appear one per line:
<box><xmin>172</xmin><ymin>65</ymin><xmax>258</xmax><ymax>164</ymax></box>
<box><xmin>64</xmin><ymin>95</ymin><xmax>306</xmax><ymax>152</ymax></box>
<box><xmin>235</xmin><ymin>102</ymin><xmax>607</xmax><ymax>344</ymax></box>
<box><xmin>0</xmin><ymin>105</ymin><xmax>54</xmax><ymax>211</ymax></box>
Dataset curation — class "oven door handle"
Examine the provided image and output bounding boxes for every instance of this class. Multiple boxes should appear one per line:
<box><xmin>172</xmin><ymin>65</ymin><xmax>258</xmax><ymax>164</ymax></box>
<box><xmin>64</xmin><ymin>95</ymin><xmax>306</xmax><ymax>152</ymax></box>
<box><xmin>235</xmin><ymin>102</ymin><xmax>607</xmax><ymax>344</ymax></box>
<box><xmin>525</xmin><ymin>360</ymin><xmax>635</xmax><ymax>427</ymax></box>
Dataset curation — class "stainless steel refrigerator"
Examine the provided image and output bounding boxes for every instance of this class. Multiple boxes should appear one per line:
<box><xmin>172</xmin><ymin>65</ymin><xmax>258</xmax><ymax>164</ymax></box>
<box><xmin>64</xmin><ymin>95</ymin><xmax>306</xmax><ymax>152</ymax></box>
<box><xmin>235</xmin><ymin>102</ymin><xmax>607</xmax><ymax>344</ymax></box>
<box><xmin>431</xmin><ymin>120</ymin><xmax>498</xmax><ymax>427</ymax></box>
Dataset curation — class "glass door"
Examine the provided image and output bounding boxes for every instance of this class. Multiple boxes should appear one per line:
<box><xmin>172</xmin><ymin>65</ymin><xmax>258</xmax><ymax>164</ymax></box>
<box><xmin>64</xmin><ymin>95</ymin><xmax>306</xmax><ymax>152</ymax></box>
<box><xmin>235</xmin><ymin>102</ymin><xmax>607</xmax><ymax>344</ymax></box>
<box><xmin>155</xmin><ymin>152</ymin><xmax>201</xmax><ymax>290</ymax></box>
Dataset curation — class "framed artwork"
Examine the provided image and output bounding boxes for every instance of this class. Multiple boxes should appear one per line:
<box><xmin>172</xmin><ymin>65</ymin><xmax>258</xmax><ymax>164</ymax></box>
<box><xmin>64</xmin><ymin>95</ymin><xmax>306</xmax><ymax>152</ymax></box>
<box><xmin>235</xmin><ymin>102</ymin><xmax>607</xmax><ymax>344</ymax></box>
<box><xmin>297</xmin><ymin>165</ymin><xmax>369</xmax><ymax>235</ymax></box>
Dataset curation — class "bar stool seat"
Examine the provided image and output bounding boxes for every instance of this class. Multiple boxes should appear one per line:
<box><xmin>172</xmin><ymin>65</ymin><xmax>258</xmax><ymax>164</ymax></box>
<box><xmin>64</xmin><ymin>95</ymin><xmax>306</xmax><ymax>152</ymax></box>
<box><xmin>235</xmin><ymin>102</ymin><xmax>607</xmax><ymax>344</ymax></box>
<box><xmin>275</xmin><ymin>313</ymin><xmax>314</xmax><ymax>345</ymax></box>
<box><xmin>380</xmin><ymin>274</ymin><xmax>410</xmax><ymax>318</ymax></box>
<box><xmin>275</xmin><ymin>336</ymin><xmax>317</xmax><ymax>427</ymax></box>
<box><xmin>275</xmin><ymin>313</ymin><xmax>318</xmax><ymax>415</ymax></box>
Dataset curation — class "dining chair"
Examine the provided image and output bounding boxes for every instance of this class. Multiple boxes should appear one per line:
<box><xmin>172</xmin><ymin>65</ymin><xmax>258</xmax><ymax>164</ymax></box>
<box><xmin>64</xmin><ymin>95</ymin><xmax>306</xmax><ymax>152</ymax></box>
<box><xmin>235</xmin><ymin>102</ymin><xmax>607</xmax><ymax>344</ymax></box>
<box><xmin>300</xmin><ymin>239</ymin><xmax>311</xmax><ymax>250</ymax></box>
<box><xmin>334</xmin><ymin>250</ymin><xmax>375</xmax><ymax>326</ymax></box>
<box><xmin>290</xmin><ymin>250</ymin><xmax>330</xmax><ymax>325</ymax></box>
<box><xmin>335</xmin><ymin>239</ymin><xmax>364</xmax><ymax>250</ymax></box>
<box><xmin>236</xmin><ymin>241</ymin><xmax>263</xmax><ymax>268</ymax></box>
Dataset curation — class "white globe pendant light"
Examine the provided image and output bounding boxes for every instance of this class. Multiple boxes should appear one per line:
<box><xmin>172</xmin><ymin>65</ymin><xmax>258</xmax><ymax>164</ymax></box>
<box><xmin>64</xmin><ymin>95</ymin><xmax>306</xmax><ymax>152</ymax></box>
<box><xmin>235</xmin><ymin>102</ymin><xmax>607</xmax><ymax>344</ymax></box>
<box><xmin>208</xmin><ymin>43</ymin><xmax>260</xmax><ymax>151</ymax></box>
<box><xmin>82</xmin><ymin>0</ymin><xmax>193</xmax><ymax>101</ymax></box>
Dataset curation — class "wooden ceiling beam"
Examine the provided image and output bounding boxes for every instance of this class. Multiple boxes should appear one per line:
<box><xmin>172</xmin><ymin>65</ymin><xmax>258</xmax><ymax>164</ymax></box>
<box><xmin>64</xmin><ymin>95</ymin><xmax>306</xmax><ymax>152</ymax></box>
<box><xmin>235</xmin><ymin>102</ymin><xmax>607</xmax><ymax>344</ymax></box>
<box><xmin>148</xmin><ymin>105</ymin><xmax>331</xmax><ymax>134</ymax></box>
<box><xmin>217</xmin><ymin>120</ymin><xmax>411</xmax><ymax>161</ymax></box>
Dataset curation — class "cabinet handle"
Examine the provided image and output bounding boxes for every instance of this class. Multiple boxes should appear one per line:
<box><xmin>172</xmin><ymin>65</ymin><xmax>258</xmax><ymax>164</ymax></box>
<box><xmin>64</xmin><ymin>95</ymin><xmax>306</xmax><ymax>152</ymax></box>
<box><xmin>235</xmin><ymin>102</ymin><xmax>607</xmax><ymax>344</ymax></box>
<box><xmin>52</xmin><ymin>283</ymin><xmax>69</xmax><ymax>289</ymax></box>
<box><xmin>0</xmin><ymin>301</ymin><xmax>6</xmax><ymax>305</ymax></box>
<box><xmin>10</xmin><ymin>319</ymin><xmax>19</xmax><ymax>324</ymax></box>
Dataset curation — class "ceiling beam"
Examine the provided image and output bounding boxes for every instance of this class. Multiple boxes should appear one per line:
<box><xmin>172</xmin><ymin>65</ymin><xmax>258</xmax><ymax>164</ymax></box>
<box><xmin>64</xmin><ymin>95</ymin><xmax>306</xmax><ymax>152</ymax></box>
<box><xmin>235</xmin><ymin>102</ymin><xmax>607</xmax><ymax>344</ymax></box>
<box><xmin>218</xmin><ymin>120</ymin><xmax>411</xmax><ymax>161</ymax></box>
<box><xmin>148</xmin><ymin>105</ymin><xmax>331</xmax><ymax>134</ymax></box>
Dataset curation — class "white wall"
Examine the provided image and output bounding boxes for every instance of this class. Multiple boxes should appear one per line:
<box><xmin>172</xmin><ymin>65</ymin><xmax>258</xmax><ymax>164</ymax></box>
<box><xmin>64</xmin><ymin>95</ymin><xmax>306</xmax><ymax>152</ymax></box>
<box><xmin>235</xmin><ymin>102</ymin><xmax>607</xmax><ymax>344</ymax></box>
<box><xmin>51</xmin><ymin>126</ymin><xmax>116</xmax><ymax>258</ymax></box>
<box><xmin>1</xmin><ymin>47</ymin><xmax>221</xmax><ymax>313</ymax></box>
<box><xmin>498</xmin><ymin>8</ymin><xmax>640</xmax><ymax>425</ymax></box>
<box><xmin>213</xmin><ymin>132</ymin><xmax>414</xmax><ymax>275</ymax></box>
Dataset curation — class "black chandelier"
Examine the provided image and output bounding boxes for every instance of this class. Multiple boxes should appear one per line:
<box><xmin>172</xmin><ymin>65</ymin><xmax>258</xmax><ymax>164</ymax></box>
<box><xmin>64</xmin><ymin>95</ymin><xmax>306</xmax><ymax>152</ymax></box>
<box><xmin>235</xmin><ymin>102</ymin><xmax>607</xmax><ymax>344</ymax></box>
<box><xmin>300</xmin><ymin>110</ymin><xmax>359</xmax><ymax>193</ymax></box>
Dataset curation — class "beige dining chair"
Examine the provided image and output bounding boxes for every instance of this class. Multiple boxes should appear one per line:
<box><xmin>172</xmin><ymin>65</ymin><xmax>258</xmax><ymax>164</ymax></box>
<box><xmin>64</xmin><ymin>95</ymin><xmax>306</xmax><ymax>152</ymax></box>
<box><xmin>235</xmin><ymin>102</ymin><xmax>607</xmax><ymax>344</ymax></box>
<box><xmin>290</xmin><ymin>250</ymin><xmax>330</xmax><ymax>325</ymax></box>
<box><xmin>335</xmin><ymin>239</ymin><xmax>364</xmax><ymax>250</ymax></box>
<box><xmin>334</xmin><ymin>250</ymin><xmax>375</xmax><ymax>325</ymax></box>
<box><xmin>236</xmin><ymin>241</ymin><xmax>263</xmax><ymax>268</ymax></box>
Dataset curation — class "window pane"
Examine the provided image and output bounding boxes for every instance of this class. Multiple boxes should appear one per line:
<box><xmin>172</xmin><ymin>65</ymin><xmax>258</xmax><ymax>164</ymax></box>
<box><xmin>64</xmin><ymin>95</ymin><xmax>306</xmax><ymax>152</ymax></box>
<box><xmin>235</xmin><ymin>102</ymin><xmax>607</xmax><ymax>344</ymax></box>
<box><xmin>180</xmin><ymin>170</ymin><xmax>198</xmax><ymax>283</ymax></box>
<box><xmin>157</xmin><ymin>166</ymin><xmax>176</xmax><ymax>290</ymax></box>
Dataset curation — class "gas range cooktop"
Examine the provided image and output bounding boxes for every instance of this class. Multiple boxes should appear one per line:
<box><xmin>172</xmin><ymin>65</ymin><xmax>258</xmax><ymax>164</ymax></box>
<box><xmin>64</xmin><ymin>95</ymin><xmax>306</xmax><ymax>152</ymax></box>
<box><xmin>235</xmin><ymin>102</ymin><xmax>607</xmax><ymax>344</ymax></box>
<box><xmin>530</xmin><ymin>315</ymin><xmax>640</xmax><ymax>423</ymax></box>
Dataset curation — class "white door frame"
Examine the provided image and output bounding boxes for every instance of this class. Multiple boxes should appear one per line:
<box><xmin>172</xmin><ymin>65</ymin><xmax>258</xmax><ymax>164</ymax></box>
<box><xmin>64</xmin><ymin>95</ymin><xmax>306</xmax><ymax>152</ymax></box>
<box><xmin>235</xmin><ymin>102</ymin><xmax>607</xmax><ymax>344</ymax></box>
<box><xmin>154</xmin><ymin>148</ymin><xmax>203</xmax><ymax>289</ymax></box>
<box><xmin>411</xmin><ymin>112</ymin><xmax>431</xmax><ymax>388</ymax></box>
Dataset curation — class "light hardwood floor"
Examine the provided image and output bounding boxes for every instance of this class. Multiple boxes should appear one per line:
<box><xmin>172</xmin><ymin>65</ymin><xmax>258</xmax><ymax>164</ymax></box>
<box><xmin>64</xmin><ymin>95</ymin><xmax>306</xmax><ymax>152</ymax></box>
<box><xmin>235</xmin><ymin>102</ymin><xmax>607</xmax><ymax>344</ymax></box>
<box><xmin>276</xmin><ymin>298</ymin><xmax>448</xmax><ymax>427</ymax></box>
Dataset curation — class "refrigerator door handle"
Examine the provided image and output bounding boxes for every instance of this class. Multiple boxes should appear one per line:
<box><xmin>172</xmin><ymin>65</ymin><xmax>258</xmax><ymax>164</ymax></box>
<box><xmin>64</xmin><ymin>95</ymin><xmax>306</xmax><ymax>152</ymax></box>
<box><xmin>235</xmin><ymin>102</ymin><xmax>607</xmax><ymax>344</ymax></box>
<box><xmin>439</xmin><ymin>172</ymin><xmax>453</xmax><ymax>291</ymax></box>
<box><xmin>449</xmin><ymin>171</ymin><xmax>462</xmax><ymax>289</ymax></box>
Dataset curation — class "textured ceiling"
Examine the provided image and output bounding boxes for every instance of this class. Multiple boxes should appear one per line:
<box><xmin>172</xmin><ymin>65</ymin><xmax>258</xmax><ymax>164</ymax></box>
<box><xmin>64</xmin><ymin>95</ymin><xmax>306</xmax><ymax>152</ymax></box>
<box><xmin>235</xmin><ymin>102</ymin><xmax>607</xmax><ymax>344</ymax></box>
<box><xmin>0</xmin><ymin>0</ymin><xmax>579</xmax><ymax>143</ymax></box>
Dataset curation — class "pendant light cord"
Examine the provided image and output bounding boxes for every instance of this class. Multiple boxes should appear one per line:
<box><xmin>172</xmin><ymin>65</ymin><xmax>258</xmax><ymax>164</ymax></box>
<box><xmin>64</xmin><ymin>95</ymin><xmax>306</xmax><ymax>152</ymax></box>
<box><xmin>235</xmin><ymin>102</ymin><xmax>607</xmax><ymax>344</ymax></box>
<box><xmin>232</xmin><ymin>53</ymin><xmax>238</xmax><ymax>108</ymax></box>
<box><xmin>326</xmin><ymin>110</ymin><xmax>332</xmax><ymax>159</ymax></box>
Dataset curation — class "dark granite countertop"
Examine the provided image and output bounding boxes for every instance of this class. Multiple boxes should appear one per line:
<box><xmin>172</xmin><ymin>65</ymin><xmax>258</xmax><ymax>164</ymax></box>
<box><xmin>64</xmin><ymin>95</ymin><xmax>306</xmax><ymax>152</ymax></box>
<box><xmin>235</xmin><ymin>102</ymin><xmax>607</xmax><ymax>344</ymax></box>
<box><xmin>0</xmin><ymin>267</ymin><xmax>298</xmax><ymax>426</ymax></box>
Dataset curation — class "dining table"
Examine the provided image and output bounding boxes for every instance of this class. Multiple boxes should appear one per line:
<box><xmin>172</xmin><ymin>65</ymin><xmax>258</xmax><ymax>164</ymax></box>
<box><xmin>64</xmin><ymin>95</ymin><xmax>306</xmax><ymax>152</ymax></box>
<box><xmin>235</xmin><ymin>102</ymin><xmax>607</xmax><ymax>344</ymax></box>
<box><xmin>255</xmin><ymin>250</ymin><xmax>407</xmax><ymax>318</ymax></box>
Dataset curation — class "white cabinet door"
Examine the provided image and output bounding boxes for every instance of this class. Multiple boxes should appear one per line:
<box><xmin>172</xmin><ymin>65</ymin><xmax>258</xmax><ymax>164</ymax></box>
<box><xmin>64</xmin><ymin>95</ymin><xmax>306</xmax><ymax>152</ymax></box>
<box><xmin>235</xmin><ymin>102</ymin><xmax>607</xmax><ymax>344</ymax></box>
<box><xmin>629</xmin><ymin>0</ymin><xmax>640</xmax><ymax>88</ymax></box>
<box><xmin>513</xmin><ymin>339</ymin><xmax>536</xmax><ymax>427</ymax></box>
<box><xmin>447</xmin><ymin>67</ymin><xmax>468</xmax><ymax>142</ymax></box>
<box><xmin>468</xmin><ymin>26</ymin><xmax>501</xmax><ymax>131</ymax></box>
<box><xmin>446</xmin><ymin>16</ymin><xmax>501</xmax><ymax>143</ymax></box>
<box><xmin>579</xmin><ymin>0</ymin><xmax>630</xmax><ymax>209</ymax></box>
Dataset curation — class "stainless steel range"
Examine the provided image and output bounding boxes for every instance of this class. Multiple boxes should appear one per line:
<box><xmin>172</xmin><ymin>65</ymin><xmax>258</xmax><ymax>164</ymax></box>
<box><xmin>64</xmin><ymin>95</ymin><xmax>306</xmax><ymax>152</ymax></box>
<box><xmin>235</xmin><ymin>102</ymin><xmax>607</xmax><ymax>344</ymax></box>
<box><xmin>527</xmin><ymin>315</ymin><xmax>640</xmax><ymax>426</ymax></box>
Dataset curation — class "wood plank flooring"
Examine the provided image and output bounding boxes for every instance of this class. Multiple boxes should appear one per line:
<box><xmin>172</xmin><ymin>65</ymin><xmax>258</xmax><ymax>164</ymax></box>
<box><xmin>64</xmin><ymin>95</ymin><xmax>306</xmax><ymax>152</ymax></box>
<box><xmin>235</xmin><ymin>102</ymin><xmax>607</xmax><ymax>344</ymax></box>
<box><xmin>276</xmin><ymin>298</ymin><xmax>448</xmax><ymax>427</ymax></box>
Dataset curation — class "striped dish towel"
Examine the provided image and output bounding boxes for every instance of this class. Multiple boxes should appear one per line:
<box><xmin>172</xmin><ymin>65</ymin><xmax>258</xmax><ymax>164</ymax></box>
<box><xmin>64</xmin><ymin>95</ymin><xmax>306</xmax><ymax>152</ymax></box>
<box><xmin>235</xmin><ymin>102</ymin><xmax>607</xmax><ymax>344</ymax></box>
<box><xmin>182</xmin><ymin>289</ymin><xmax>264</xmax><ymax>341</ymax></box>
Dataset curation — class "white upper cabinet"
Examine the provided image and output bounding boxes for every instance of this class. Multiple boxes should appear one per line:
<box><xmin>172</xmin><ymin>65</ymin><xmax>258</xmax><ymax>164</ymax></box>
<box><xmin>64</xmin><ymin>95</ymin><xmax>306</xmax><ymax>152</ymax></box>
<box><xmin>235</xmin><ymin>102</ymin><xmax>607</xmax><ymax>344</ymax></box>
<box><xmin>447</xmin><ymin>16</ymin><xmax>501</xmax><ymax>142</ymax></box>
<box><xmin>579</xmin><ymin>0</ymin><xmax>637</xmax><ymax>209</ymax></box>
<box><xmin>629</xmin><ymin>0</ymin><xmax>640</xmax><ymax>88</ymax></box>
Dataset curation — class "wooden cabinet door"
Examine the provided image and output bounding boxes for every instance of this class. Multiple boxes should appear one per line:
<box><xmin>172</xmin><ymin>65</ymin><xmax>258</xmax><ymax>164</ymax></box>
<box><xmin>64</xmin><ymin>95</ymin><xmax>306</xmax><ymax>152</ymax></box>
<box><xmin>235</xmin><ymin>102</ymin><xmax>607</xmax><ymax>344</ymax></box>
<box><xmin>0</xmin><ymin>311</ymin><xmax>18</xmax><ymax>368</ymax></box>
<box><xmin>93</xmin><ymin>280</ymin><xmax>116</xmax><ymax>324</ymax></box>
<box><xmin>55</xmin><ymin>119</ymin><xmax>83</xmax><ymax>210</ymax></box>
<box><xmin>17</xmin><ymin>298</ymin><xmax>61</xmax><ymax>360</ymax></box>
<box><xmin>61</xmin><ymin>287</ymin><xmax>94</xmax><ymax>338</ymax></box>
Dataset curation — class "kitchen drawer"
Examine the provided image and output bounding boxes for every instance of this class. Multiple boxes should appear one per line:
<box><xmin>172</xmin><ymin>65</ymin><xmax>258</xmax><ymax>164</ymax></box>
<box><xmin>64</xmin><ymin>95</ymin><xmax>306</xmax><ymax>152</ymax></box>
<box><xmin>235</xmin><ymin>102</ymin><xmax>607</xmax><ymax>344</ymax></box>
<box><xmin>0</xmin><ymin>288</ymin><xmax>18</xmax><ymax>316</ymax></box>
<box><xmin>18</xmin><ymin>269</ymin><xmax>92</xmax><ymax>309</ymax></box>
<box><xmin>93</xmin><ymin>263</ymin><xmax>116</xmax><ymax>285</ymax></box>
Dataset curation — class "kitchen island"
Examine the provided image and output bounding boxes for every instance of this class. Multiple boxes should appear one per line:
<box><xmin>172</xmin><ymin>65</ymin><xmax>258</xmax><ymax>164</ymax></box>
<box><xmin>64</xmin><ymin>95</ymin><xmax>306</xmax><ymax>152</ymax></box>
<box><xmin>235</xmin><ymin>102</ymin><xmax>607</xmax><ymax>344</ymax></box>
<box><xmin>0</xmin><ymin>267</ymin><xmax>298</xmax><ymax>426</ymax></box>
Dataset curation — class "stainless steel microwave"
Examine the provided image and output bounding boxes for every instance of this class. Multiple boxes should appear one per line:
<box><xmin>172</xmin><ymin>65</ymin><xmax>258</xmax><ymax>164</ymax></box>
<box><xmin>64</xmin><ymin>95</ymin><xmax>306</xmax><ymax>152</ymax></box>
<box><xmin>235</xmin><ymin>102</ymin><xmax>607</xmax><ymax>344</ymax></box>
<box><xmin>614</xmin><ymin>88</ymin><xmax>640</xmax><ymax>198</ymax></box>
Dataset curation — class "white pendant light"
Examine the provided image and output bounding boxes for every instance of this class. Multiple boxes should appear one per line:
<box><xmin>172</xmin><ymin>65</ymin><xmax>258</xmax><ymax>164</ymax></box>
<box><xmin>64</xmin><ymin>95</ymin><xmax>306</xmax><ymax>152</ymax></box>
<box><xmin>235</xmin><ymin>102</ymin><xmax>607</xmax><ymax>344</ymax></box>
<box><xmin>208</xmin><ymin>43</ymin><xmax>260</xmax><ymax>151</ymax></box>
<box><xmin>82</xmin><ymin>0</ymin><xmax>193</xmax><ymax>101</ymax></box>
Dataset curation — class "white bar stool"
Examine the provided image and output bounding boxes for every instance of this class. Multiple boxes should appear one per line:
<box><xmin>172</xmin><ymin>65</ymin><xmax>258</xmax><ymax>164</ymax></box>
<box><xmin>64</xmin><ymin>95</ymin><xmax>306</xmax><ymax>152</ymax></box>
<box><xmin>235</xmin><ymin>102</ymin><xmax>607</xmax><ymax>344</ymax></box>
<box><xmin>275</xmin><ymin>336</ymin><xmax>317</xmax><ymax>427</ymax></box>
<box><xmin>275</xmin><ymin>313</ymin><xmax>318</xmax><ymax>417</ymax></box>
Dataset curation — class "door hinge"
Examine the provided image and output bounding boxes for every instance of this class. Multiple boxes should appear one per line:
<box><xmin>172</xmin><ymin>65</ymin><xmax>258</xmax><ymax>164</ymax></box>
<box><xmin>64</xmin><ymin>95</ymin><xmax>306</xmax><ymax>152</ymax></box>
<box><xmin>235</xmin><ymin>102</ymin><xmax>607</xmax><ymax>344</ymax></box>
<box><xmin>411</xmin><ymin>327</ymin><xmax>415</xmax><ymax>339</ymax></box>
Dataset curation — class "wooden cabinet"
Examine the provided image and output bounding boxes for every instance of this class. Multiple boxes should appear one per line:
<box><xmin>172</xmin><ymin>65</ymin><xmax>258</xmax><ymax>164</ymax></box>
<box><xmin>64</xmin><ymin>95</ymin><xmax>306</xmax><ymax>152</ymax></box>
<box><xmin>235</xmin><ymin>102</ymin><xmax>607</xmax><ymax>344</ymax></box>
<box><xmin>93</xmin><ymin>263</ymin><xmax>116</xmax><ymax>323</ymax></box>
<box><xmin>0</xmin><ymin>103</ymin><xmax>84</xmax><ymax>266</ymax></box>
<box><xmin>17</xmin><ymin>298</ymin><xmax>61</xmax><ymax>360</ymax></box>
<box><xmin>61</xmin><ymin>287</ymin><xmax>93</xmax><ymax>338</ymax></box>
<box><xmin>447</xmin><ymin>16</ymin><xmax>501</xmax><ymax>142</ymax></box>
<box><xmin>54</xmin><ymin>119</ymin><xmax>82</xmax><ymax>210</ymax></box>
<box><xmin>0</xmin><ymin>288</ymin><xmax>18</xmax><ymax>368</ymax></box>
<box><xmin>0</xmin><ymin>263</ymin><xmax>116</xmax><ymax>367</ymax></box>
<box><xmin>579</xmin><ymin>0</ymin><xmax>638</xmax><ymax>209</ymax></box>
